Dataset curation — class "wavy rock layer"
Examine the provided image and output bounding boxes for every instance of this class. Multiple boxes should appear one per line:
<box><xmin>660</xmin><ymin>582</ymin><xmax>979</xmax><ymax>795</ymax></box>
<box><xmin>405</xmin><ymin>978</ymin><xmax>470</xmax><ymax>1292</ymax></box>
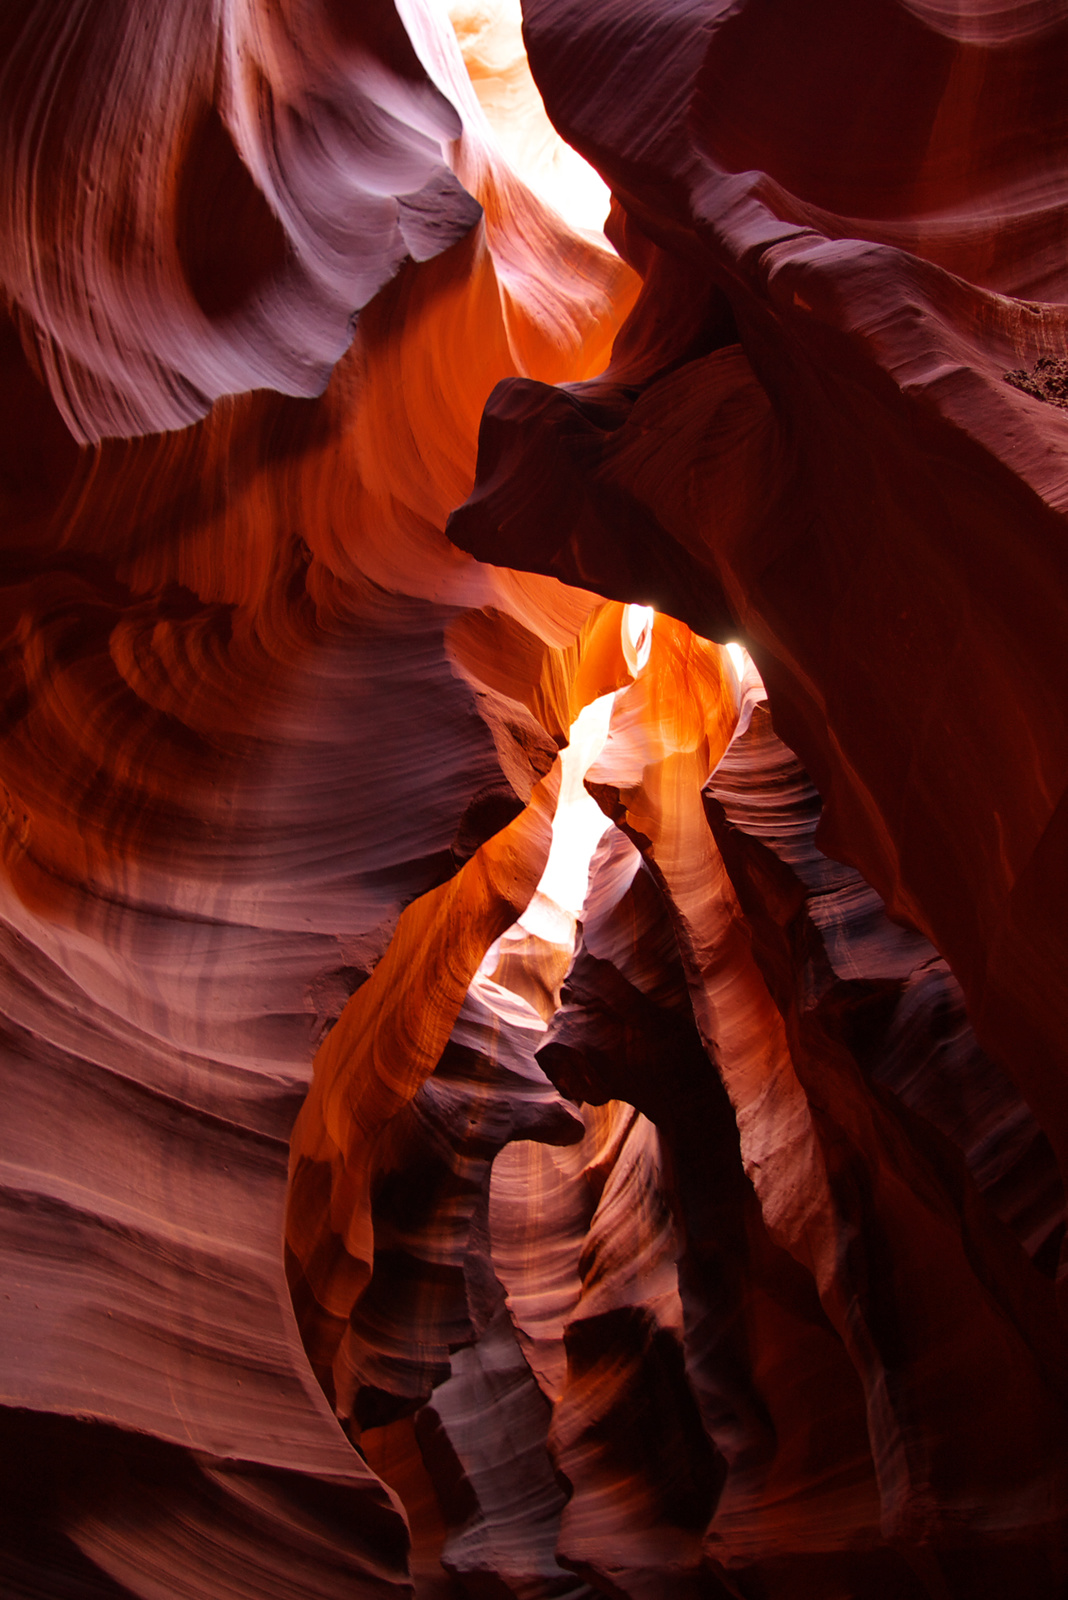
<box><xmin>2</xmin><ymin>1</ymin><xmax>1067</xmax><ymax>1598</ymax></box>
<box><xmin>550</xmin><ymin>699</ymin><xmax>1068</xmax><ymax>1592</ymax></box>
<box><xmin>285</xmin><ymin>627</ymin><xmax>1067</xmax><ymax>1598</ymax></box>
<box><xmin>0</xmin><ymin>1</ymin><xmax>638</xmax><ymax>1592</ymax></box>
<box><xmin>449</xmin><ymin>0</ymin><xmax>1068</xmax><ymax>1285</ymax></box>
<box><xmin>0</xmin><ymin>0</ymin><xmax>489</xmax><ymax>442</ymax></box>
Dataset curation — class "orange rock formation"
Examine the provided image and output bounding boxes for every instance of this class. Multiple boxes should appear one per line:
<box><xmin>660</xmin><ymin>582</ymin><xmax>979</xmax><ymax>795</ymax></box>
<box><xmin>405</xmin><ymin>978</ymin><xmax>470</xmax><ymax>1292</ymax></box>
<box><xmin>1</xmin><ymin>2</ymin><xmax>1066</xmax><ymax>1598</ymax></box>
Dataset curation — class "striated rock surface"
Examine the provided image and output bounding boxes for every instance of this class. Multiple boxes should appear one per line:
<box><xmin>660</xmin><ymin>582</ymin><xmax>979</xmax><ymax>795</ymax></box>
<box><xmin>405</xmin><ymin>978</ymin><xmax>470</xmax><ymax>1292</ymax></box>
<box><xmin>2</xmin><ymin>0</ymin><xmax>1068</xmax><ymax>1597</ymax></box>
<box><xmin>449</xmin><ymin>0</ymin><xmax>1068</xmax><ymax>1285</ymax></box>
<box><xmin>0</xmin><ymin>0</ymin><xmax>637</xmax><ymax>1590</ymax></box>
<box><xmin>0</xmin><ymin>0</ymin><xmax>495</xmax><ymax>443</ymax></box>
<box><xmin>539</xmin><ymin>694</ymin><xmax>1068</xmax><ymax>1593</ymax></box>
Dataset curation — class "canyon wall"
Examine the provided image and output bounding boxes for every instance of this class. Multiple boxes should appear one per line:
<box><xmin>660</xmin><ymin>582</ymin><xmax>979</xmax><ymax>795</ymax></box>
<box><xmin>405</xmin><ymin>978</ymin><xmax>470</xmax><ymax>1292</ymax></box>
<box><xmin>1</xmin><ymin>1</ymin><xmax>1066</xmax><ymax>1597</ymax></box>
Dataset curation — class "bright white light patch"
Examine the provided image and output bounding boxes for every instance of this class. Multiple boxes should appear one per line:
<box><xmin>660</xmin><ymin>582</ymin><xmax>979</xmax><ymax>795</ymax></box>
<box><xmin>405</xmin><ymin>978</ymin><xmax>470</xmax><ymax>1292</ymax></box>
<box><xmin>523</xmin><ymin>614</ymin><xmax>656</xmax><ymax>944</ymax></box>
<box><xmin>623</xmin><ymin>604</ymin><xmax>654</xmax><ymax>673</ymax></box>
<box><xmin>725</xmin><ymin>641</ymin><xmax>748</xmax><ymax>680</ymax></box>
<box><xmin>523</xmin><ymin>692</ymin><xmax>614</xmax><ymax>938</ymax></box>
<box><xmin>444</xmin><ymin>0</ymin><xmax>613</xmax><ymax>237</ymax></box>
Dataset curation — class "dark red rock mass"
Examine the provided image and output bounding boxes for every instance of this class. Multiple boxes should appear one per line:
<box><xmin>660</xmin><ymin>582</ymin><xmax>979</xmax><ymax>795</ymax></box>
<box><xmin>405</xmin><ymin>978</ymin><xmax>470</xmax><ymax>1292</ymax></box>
<box><xmin>2</xmin><ymin>1</ymin><xmax>1067</xmax><ymax>1597</ymax></box>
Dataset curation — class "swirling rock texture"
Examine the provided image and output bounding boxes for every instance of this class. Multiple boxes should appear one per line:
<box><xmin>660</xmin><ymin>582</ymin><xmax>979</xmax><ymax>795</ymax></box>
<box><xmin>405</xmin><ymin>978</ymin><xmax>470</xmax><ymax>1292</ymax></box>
<box><xmin>3</xmin><ymin>0</ymin><xmax>1068</xmax><ymax>1598</ymax></box>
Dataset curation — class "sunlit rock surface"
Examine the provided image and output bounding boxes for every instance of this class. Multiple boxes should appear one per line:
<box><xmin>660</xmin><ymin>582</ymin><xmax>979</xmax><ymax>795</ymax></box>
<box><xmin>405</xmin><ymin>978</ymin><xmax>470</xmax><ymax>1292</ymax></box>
<box><xmin>2</xmin><ymin>1</ymin><xmax>1068</xmax><ymax>1598</ymax></box>
<box><xmin>449</xmin><ymin>0</ymin><xmax>1068</xmax><ymax>1298</ymax></box>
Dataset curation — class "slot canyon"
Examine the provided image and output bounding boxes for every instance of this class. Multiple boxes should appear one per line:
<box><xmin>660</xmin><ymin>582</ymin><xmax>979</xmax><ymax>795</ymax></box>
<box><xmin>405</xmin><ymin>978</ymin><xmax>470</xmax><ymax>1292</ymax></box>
<box><xmin>3</xmin><ymin>0</ymin><xmax>1068</xmax><ymax>1595</ymax></box>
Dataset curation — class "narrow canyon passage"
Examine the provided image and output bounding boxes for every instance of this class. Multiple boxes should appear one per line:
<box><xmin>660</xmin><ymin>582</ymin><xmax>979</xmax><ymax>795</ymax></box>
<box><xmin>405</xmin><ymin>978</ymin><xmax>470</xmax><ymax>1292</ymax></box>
<box><xmin>287</xmin><ymin>595</ymin><xmax>1068</xmax><ymax>1597</ymax></box>
<box><xmin>2</xmin><ymin>1</ymin><xmax>1068</xmax><ymax>1598</ymax></box>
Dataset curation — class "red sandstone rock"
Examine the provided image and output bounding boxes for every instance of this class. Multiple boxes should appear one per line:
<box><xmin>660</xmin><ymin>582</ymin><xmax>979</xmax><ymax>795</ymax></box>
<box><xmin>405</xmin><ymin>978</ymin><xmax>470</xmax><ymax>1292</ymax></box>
<box><xmin>450</xmin><ymin>0</ymin><xmax>1068</xmax><ymax>1325</ymax></box>
<box><xmin>2</xmin><ymin>0</ymin><xmax>1068</xmax><ymax>1597</ymax></box>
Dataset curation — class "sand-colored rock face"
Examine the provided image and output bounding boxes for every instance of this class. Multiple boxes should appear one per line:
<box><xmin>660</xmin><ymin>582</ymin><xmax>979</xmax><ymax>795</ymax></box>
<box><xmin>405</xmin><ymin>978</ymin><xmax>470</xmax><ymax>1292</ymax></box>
<box><xmin>2</xmin><ymin>1</ymin><xmax>1068</xmax><ymax>1597</ymax></box>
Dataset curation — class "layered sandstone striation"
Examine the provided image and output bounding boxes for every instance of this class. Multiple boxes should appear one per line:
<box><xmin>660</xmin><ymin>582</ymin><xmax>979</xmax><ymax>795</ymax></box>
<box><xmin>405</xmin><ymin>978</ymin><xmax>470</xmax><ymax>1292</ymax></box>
<box><xmin>449</xmin><ymin>0</ymin><xmax>1068</xmax><ymax>1286</ymax></box>
<box><xmin>1</xmin><ymin>1</ymin><xmax>1067</xmax><ymax>1599</ymax></box>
